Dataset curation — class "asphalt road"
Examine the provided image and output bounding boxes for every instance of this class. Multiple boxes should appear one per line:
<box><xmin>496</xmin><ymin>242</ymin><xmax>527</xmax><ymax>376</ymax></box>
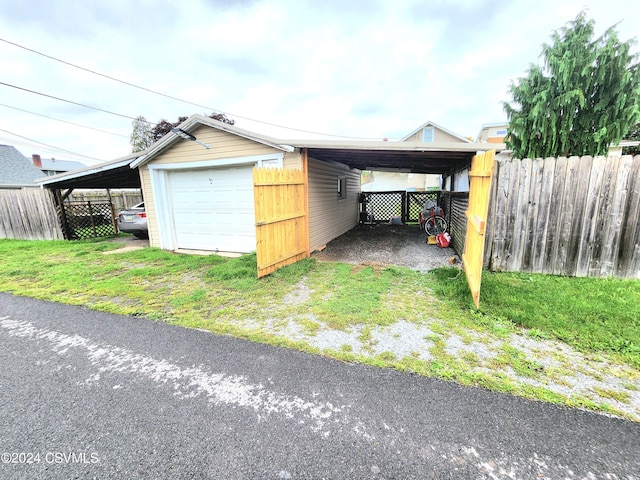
<box><xmin>0</xmin><ymin>293</ymin><xmax>638</xmax><ymax>479</ymax></box>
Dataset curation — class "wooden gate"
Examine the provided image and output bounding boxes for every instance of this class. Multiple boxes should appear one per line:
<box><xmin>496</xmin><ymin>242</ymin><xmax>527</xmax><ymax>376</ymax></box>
<box><xmin>462</xmin><ymin>150</ymin><xmax>495</xmax><ymax>308</ymax></box>
<box><xmin>253</xmin><ymin>167</ymin><xmax>309</xmax><ymax>278</ymax></box>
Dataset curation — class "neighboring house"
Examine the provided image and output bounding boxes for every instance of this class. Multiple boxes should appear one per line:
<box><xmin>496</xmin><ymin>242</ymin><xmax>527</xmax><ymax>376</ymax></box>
<box><xmin>477</xmin><ymin>122</ymin><xmax>639</xmax><ymax>157</ymax></box>
<box><xmin>400</xmin><ymin>120</ymin><xmax>472</xmax><ymax>144</ymax></box>
<box><xmin>31</xmin><ymin>154</ymin><xmax>85</xmax><ymax>176</ymax></box>
<box><xmin>0</xmin><ymin>145</ymin><xmax>45</xmax><ymax>189</ymax></box>
<box><xmin>477</xmin><ymin>122</ymin><xmax>508</xmax><ymax>144</ymax></box>
<box><xmin>361</xmin><ymin>172</ymin><xmax>440</xmax><ymax>192</ymax></box>
<box><xmin>363</xmin><ymin>121</ymin><xmax>471</xmax><ymax>192</ymax></box>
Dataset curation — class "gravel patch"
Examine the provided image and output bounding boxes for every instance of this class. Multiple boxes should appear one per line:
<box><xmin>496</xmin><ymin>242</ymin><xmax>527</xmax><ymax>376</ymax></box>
<box><xmin>310</xmin><ymin>327</ymin><xmax>363</xmax><ymax>352</ymax></box>
<box><xmin>312</xmin><ymin>224</ymin><xmax>458</xmax><ymax>272</ymax></box>
<box><xmin>445</xmin><ymin>334</ymin><xmax>496</xmax><ymax>361</ymax></box>
<box><xmin>369</xmin><ymin>321</ymin><xmax>434</xmax><ymax>361</ymax></box>
<box><xmin>235</xmin><ymin>311</ymin><xmax>640</xmax><ymax>420</ymax></box>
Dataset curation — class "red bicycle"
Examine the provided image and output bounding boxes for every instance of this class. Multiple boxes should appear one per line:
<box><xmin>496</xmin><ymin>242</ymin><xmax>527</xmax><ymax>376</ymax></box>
<box><xmin>419</xmin><ymin>200</ymin><xmax>447</xmax><ymax>236</ymax></box>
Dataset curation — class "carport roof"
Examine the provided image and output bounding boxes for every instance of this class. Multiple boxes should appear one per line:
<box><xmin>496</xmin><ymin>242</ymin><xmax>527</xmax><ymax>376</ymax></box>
<box><xmin>36</xmin><ymin>115</ymin><xmax>506</xmax><ymax>190</ymax></box>
<box><xmin>37</xmin><ymin>151</ymin><xmax>145</xmax><ymax>189</ymax></box>
<box><xmin>284</xmin><ymin>139</ymin><xmax>504</xmax><ymax>175</ymax></box>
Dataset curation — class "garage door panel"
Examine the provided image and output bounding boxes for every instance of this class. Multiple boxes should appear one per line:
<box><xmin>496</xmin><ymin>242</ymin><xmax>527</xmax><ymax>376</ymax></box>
<box><xmin>167</xmin><ymin>166</ymin><xmax>255</xmax><ymax>252</ymax></box>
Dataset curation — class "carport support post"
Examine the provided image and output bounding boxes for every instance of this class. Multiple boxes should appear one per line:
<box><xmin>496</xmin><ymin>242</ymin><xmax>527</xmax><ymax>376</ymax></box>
<box><xmin>302</xmin><ymin>148</ymin><xmax>311</xmax><ymax>257</ymax></box>
<box><xmin>52</xmin><ymin>188</ymin><xmax>72</xmax><ymax>240</ymax></box>
<box><xmin>401</xmin><ymin>192</ymin><xmax>407</xmax><ymax>223</ymax></box>
<box><xmin>106</xmin><ymin>188</ymin><xmax>118</xmax><ymax>234</ymax></box>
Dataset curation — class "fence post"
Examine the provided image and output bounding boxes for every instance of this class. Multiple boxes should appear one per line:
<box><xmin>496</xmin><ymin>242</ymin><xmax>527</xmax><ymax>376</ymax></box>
<box><xmin>53</xmin><ymin>189</ymin><xmax>72</xmax><ymax>240</ymax></box>
<box><xmin>401</xmin><ymin>192</ymin><xmax>407</xmax><ymax>223</ymax></box>
<box><xmin>87</xmin><ymin>201</ymin><xmax>97</xmax><ymax>237</ymax></box>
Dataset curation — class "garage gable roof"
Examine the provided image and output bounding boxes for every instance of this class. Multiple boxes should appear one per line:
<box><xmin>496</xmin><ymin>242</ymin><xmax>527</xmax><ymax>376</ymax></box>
<box><xmin>130</xmin><ymin>114</ymin><xmax>294</xmax><ymax>168</ymax></box>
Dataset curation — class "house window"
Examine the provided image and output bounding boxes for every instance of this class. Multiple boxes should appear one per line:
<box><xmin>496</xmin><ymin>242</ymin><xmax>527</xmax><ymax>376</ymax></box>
<box><xmin>337</xmin><ymin>176</ymin><xmax>347</xmax><ymax>199</ymax></box>
<box><xmin>422</xmin><ymin>126</ymin><xmax>434</xmax><ymax>142</ymax></box>
<box><xmin>496</xmin><ymin>129</ymin><xmax>507</xmax><ymax>135</ymax></box>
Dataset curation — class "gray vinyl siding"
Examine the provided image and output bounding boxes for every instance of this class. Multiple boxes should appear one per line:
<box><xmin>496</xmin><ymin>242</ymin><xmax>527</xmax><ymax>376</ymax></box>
<box><xmin>308</xmin><ymin>157</ymin><xmax>361</xmax><ymax>251</ymax></box>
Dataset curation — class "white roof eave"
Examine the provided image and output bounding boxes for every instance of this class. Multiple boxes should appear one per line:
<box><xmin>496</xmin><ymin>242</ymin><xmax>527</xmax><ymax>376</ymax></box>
<box><xmin>37</xmin><ymin>156</ymin><xmax>141</xmax><ymax>186</ymax></box>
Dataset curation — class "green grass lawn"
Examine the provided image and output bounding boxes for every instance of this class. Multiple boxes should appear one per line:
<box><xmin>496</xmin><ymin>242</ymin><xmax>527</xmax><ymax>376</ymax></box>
<box><xmin>429</xmin><ymin>268</ymin><xmax>640</xmax><ymax>368</ymax></box>
<box><xmin>1</xmin><ymin>237</ymin><xmax>638</xmax><ymax>417</ymax></box>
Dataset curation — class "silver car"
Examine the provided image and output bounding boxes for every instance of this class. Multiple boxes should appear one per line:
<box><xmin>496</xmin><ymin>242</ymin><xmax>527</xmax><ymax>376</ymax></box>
<box><xmin>117</xmin><ymin>202</ymin><xmax>148</xmax><ymax>238</ymax></box>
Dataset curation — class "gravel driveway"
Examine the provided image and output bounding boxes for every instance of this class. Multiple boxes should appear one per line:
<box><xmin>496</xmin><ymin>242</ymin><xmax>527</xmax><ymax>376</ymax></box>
<box><xmin>312</xmin><ymin>223</ymin><xmax>458</xmax><ymax>272</ymax></box>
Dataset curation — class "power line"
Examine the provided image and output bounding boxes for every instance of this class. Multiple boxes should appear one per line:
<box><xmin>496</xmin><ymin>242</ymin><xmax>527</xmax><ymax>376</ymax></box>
<box><xmin>0</xmin><ymin>128</ymin><xmax>104</xmax><ymax>161</ymax></box>
<box><xmin>0</xmin><ymin>81</ymin><xmax>155</xmax><ymax>125</ymax></box>
<box><xmin>0</xmin><ymin>36</ymin><xmax>381</xmax><ymax>140</ymax></box>
<box><xmin>0</xmin><ymin>103</ymin><xmax>129</xmax><ymax>138</ymax></box>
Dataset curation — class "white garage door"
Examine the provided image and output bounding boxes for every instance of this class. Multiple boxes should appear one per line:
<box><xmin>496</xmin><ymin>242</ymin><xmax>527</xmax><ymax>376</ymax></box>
<box><xmin>168</xmin><ymin>166</ymin><xmax>255</xmax><ymax>252</ymax></box>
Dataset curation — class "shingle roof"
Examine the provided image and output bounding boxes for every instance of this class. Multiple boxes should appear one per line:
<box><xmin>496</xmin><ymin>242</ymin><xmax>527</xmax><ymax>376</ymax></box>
<box><xmin>0</xmin><ymin>145</ymin><xmax>44</xmax><ymax>187</ymax></box>
<box><xmin>39</xmin><ymin>157</ymin><xmax>86</xmax><ymax>172</ymax></box>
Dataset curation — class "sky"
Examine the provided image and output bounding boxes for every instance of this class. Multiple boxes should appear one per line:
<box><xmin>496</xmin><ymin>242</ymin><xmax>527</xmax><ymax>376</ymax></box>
<box><xmin>1</xmin><ymin>0</ymin><xmax>639</xmax><ymax>166</ymax></box>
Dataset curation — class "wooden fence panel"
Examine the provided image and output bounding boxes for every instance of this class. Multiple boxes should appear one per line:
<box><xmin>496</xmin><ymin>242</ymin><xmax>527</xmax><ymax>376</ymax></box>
<box><xmin>0</xmin><ymin>188</ymin><xmax>63</xmax><ymax>240</ymax></box>
<box><xmin>531</xmin><ymin>158</ymin><xmax>556</xmax><ymax>272</ymax></box>
<box><xmin>599</xmin><ymin>156</ymin><xmax>632</xmax><ymax>276</ymax></box>
<box><xmin>489</xmin><ymin>159</ymin><xmax>510</xmax><ymax>270</ymax></box>
<box><xmin>253</xmin><ymin>167</ymin><xmax>309</xmax><ymax>278</ymax></box>
<box><xmin>564</xmin><ymin>157</ymin><xmax>592</xmax><ymax>276</ymax></box>
<box><xmin>616</xmin><ymin>156</ymin><xmax>640</xmax><ymax>278</ymax></box>
<box><xmin>554</xmin><ymin>156</ymin><xmax>582</xmax><ymax>275</ymax></box>
<box><xmin>543</xmin><ymin>156</ymin><xmax>567</xmax><ymax>273</ymax></box>
<box><xmin>67</xmin><ymin>190</ymin><xmax>143</xmax><ymax>210</ymax></box>
<box><xmin>522</xmin><ymin>158</ymin><xmax>542</xmax><ymax>272</ymax></box>
<box><xmin>503</xmin><ymin>157</ymin><xmax>522</xmax><ymax>272</ymax></box>
<box><xmin>462</xmin><ymin>150</ymin><xmax>495</xmax><ymax>308</ymax></box>
<box><xmin>575</xmin><ymin>156</ymin><xmax>606</xmax><ymax>276</ymax></box>
<box><xmin>486</xmin><ymin>154</ymin><xmax>639</xmax><ymax>279</ymax></box>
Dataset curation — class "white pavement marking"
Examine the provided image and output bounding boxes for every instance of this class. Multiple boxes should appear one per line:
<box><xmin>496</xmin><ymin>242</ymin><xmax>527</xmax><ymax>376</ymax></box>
<box><xmin>0</xmin><ymin>317</ymin><xmax>346</xmax><ymax>433</ymax></box>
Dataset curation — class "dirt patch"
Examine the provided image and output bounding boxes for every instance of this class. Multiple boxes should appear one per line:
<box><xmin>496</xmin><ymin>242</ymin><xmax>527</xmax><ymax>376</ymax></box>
<box><xmin>109</xmin><ymin>235</ymin><xmax>150</xmax><ymax>247</ymax></box>
<box><xmin>312</xmin><ymin>224</ymin><xmax>458</xmax><ymax>272</ymax></box>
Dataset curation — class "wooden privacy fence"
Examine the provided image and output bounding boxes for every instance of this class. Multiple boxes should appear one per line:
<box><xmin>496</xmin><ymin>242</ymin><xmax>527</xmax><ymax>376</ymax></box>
<box><xmin>462</xmin><ymin>151</ymin><xmax>495</xmax><ymax>308</ymax></box>
<box><xmin>0</xmin><ymin>188</ymin><xmax>63</xmax><ymax>240</ymax></box>
<box><xmin>66</xmin><ymin>190</ymin><xmax>143</xmax><ymax>210</ymax></box>
<box><xmin>485</xmin><ymin>154</ymin><xmax>640</xmax><ymax>279</ymax></box>
<box><xmin>253</xmin><ymin>167</ymin><xmax>309</xmax><ymax>278</ymax></box>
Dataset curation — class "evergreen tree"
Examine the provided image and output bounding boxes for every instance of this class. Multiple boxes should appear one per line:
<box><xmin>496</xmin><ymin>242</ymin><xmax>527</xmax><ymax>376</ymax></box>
<box><xmin>504</xmin><ymin>12</ymin><xmax>640</xmax><ymax>158</ymax></box>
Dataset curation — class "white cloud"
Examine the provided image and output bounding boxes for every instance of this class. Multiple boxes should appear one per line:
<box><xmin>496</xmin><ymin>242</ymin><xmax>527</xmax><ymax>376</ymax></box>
<box><xmin>0</xmin><ymin>0</ymin><xmax>638</xmax><ymax>164</ymax></box>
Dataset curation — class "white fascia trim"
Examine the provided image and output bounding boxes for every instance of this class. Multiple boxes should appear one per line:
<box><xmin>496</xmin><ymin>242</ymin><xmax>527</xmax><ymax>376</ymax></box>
<box><xmin>147</xmin><ymin>153</ymin><xmax>284</xmax><ymax>172</ymax></box>
<box><xmin>130</xmin><ymin>138</ymin><xmax>179</xmax><ymax>169</ymax></box>
<box><xmin>149</xmin><ymin>168</ymin><xmax>175</xmax><ymax>251</ymax></box>
<box><xmin>181</xmin><ymin>115</ymin><xmax>295</xmax><ymax>153</ymax></box>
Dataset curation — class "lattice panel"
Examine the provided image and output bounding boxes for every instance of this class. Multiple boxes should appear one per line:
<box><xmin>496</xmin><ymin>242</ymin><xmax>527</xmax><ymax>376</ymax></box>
<box><xmin>64</xmin><ymin>202</ymin><xmax>115</xmax><ymax>239</ymax></box>
<box><xmin>407</xmin><ymin>192</ymin><xmax>440</xmax><ymax>222</ymax></box>
<box><xmin>361</xmin><ymin>191</ymin><xmax>441</xmax><ymax>223</ymax></box>
<box><xmin>361</xmin><ymin>192</ymin><xmax>403</xmax><ymax>222</ymax></box>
